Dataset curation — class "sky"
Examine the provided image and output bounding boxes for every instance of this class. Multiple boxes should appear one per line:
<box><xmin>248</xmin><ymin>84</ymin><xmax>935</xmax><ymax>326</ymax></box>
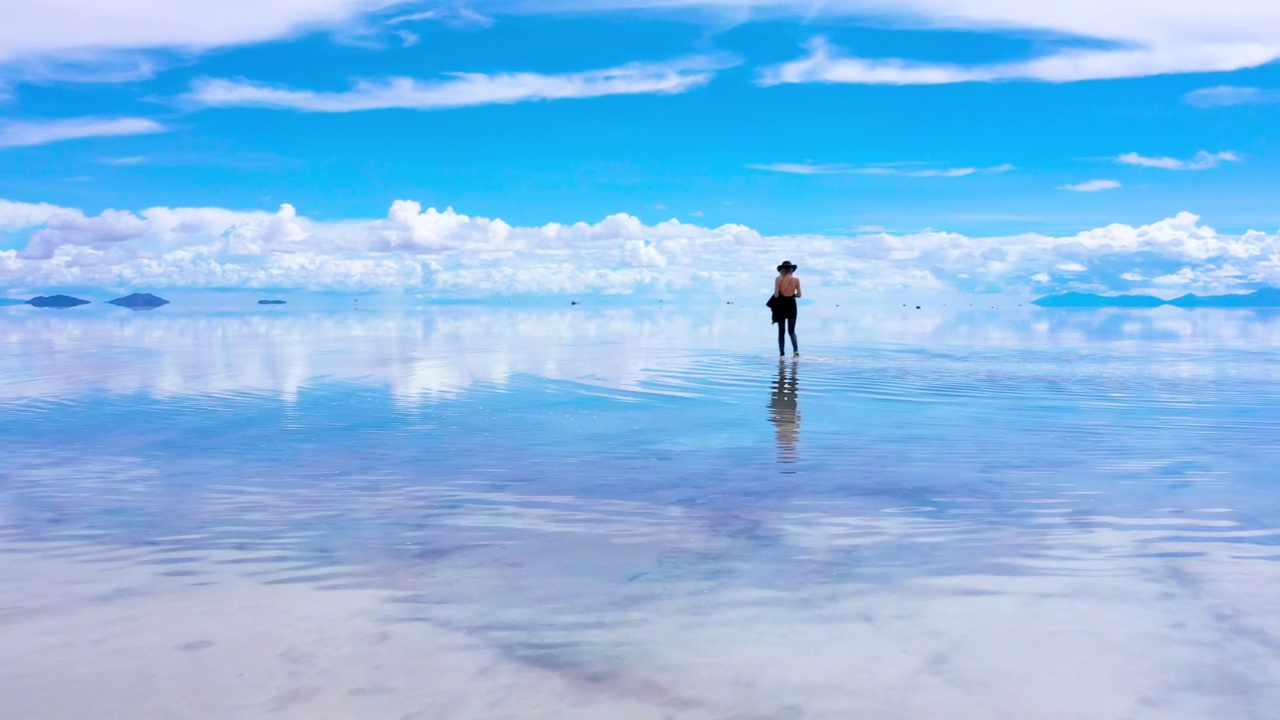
<box><xmin>2</xmin><ymin>1</ymin><xmax>1280</xmax><ymax>299</ymax></box>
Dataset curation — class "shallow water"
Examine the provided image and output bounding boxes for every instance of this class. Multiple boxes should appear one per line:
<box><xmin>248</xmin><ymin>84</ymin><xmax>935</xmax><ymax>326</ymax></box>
<box><xmin>2</xmin><ymin>303</ymin><xmax>1280</xmax><ymax>719</ymax></box>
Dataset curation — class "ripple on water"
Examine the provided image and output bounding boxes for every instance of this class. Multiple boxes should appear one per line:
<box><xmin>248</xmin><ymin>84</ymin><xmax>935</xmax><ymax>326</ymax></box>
<box><xmin>3</xmin><ymin>312</ymin><xmax>1280</xmax><ymax>718</ymax></box>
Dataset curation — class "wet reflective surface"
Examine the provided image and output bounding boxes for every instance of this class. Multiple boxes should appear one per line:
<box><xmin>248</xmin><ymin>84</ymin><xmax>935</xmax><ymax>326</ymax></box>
<box><xmin>3</xmin><ymin>303</ymin><xmax>1280</xmax><ymax>719</ymax></box>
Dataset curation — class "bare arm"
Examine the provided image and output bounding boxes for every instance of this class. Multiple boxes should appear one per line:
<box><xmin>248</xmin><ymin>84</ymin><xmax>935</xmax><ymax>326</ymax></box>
<box><xmin>774</xmin><ymin>276</ymin><xmax>781</xmax><ymax>297</ymax></box>
<box><xmin>794</xmin><ymin>278</ymin><xmax>802</xmax><ymax>299</ymax></box>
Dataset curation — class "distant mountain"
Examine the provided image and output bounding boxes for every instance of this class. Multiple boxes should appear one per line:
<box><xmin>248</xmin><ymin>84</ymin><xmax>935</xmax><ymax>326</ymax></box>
<box><xmin>1034</xmin><ymin>288</ymin><xmax>1280</xmax><ymax>308</ymax></box>
<box><xmin>108</xmin><ymin>293</ymin><xmax>170</xmax><ymax>310</ymax></box>
<box><xmin>1033</xmin><ymin>292</ymin><xmax>1165</xmax><ymax>308</ymax></box>
<box><xmin>257</xmin><ymin>299</ymin><xmax>287</xmax><ymax>305</ymax></box>
<box><xmin>1168</xmin><ymin>287</ymin><xmax>1280</xmax><ymax>307</ymax></box>
<box><xmin>27</xmin><ymin>295</ymin><xmax>90</xmax><ymax>308</ymax></box>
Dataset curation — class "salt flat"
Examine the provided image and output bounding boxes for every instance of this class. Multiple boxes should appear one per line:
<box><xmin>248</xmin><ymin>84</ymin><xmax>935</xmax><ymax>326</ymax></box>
<box><xmin>3</xmin><ymin>304</ymin><xmax>1279</xmax><ymax>719</ymax></box>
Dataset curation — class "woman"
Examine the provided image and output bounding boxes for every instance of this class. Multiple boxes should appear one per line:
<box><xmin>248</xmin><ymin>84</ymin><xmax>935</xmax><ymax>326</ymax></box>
<box><xmin>770</xmin><ymin>260</ymin><xmax>801</xmax><ymax>357</ymax></box>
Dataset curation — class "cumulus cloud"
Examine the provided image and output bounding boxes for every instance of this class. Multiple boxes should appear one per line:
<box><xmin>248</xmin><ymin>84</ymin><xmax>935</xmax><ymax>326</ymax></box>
<box><xmin>748</xmin><ymin>161</ymin><xmax>1013</xmax><ymax>177</ymax></box>
<box><xmin>1060</xmin><ymin>180</ymin><xmax>1120</xmax><ymax>192</ymax></box>
<box><xmin>3</xmin><ymin>198</ymin><xmax>1280</xmax><ymax>299</ymax></box>
<box><xmin>20</xmin><ymin>208</ymin><xmax>150</xmax><ymax>259</ymax></box>
<box><xmin>184</xmin><ymin>56</ymin><xmax>729</xmax><ymax>112</ymax></box>
<box><xmin>1116</xmin><ymin>151</ymin><xmax>1240</xmax><ymax>170</ymax></box>
<box><xmin>0</xmin><ymin>199</ymin><xmax>64</xmax><ymax>231</ymax></box>
<box><xmin>0</xmin><ymin>116</ymin><xmax>167</xmax><ymax>148</ymax></box>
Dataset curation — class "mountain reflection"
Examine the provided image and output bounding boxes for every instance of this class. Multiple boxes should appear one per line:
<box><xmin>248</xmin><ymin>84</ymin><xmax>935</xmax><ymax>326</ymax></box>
<box><xmin>3</xmin><ymin>304</ymin><xmax>1280</xmax><ymax>401</ymax></box>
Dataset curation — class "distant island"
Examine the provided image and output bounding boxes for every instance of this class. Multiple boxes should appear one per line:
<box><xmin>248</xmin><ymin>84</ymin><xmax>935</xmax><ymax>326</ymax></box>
<box><xmin>1035</xmin><ymin>288</ymin><xmax>1280</xmax><ymax>308</ymax></box>
<box><xmin>27</xmin><ymin>295</ymin><xmax>90</xmax><ymax>308</ymax></box>
<box><xmin>108</xmin><ymin>293</ymin><xmax>170</xmax><ymax>310</ymax></box>
<box><xmin>257</xmin><ymin>299</ymin><xmax>287</xmax><ymax>305</ymax></box>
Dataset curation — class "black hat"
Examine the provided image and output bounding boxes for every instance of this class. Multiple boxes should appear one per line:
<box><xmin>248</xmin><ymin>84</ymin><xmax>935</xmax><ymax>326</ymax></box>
<box><xmin>777</xmin><ymin>261</ymin><xmax>798</xmax><ymax>272</ymax></box>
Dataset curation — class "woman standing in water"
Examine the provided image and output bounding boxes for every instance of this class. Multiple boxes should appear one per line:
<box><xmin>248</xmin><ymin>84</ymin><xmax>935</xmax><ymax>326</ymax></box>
<box><xmin>771</xmin><ymin>261</ymin><xmax>801</xmax><ymax>357</ymax></box>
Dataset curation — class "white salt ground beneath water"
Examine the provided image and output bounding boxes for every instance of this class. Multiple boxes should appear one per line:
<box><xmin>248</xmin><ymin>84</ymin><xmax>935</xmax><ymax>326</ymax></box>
<box><xmin>4</xmin><ymin>538</ymin><xmax>1279</xmax><ymax>720</ymax></box>
<box><xmin>4</xmin><ymin>306</ymin><xmax>1280</xmax><ymax>719</ymax></box>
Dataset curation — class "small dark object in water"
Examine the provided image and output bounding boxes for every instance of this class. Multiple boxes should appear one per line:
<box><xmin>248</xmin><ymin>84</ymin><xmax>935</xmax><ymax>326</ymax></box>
<box><xmin>258</xmin><ymin>299</ymin><xmax>287</xmax><ymax>305</ymax></box>
<box><xmin>28</xmin><ymin>295</ymin><xmax>89</xmax><ymax>308</ymax></box>
<box><xmin>571</xmin><ymin>300</ymin><xmax>580</xmax><ymax>305</ymax></box>
<box><xmin>915</xmin><ymin>306</ymin><xmax>921</xmax><ymax>309</ymax></box>
<box><xmin>108</xmin><ymin>292</ymin><xmax>169</xmax><ymax>310</ymax></box>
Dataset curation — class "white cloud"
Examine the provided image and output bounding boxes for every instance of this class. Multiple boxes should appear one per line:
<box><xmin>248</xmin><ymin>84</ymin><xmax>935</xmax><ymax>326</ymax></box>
<box><xmin>388</xmin><ymin>7</ymin><xmax>494</xmax><ymax>28</ymax></box>
<box><xmin>0</xmin><ymin>199</ymin><xmax>64</xmax><ymax>231</ymax></box>
<box><xmin>7</xmin><ymin>0</ymin><xmax>1279</xmax><ymax>93</ymax></box>
<box><xmin>0</xmin><ymin>117</ymin><xmax>167</xmax><ymax>148</ymax></box>
<box><xmin>758</xmin><ymin>33</ymin><xmax>1280</xmax><ymax>86</ymax></box>
<box><xmin>1116</xmin><ymin>151</ymin><xmax>1240</xmax><ymax>170</ymax></box>
<box><xmin>519</xmin><ymin>2</ymin><xmax>1280</xmax><ymax>84</ymax></box>
<box><xmin>747</xmin><ymin>162</ymin><xmax>852</xmax><ymax>175</ymax></box>
<box><xmin>1152</xmin><ymin>268</ymin><xmax>1196</xmax><ymax>286</ymax></box>
<box><xmin>0</xmin><ymin>1</ymin><xmax>407</xmax><ymax>63</ymax></box>
<box><xmin>0</xmin><ymin>51</ymin><xmax>161</xmax><ymax>94</ymax></box>
<box><xmin>1184</xmin><ymin>85</ymin><xmax>1279</xmax><ymax>107</ymax></box>
<box><xmin>20</xmin><ymin>208</ymin><xmax>151</xmax><ymax>259</ymax></box>
<box><xmin>748</xmin><ymin>161</ymin><xmax>1013</xmax><ymax>177</ymax></box>
<box><xmin>1060</xmin><ymin>180</ymin><xmax>1121</xmax><ymax>192</ymax></box>
<box><xmin>100</xmin><ymin>155</ymin><xmax>147</xmax><ymax>166</ymax></box>
<box><xmin>3</xmin><ymin>199</ymin><xmax>1280</xmax><ymax>299</ymax></box>
<box><xmin>184</xmin><ymin>56</ymin><xmax>728</xmax><ymax>112</ymax></box>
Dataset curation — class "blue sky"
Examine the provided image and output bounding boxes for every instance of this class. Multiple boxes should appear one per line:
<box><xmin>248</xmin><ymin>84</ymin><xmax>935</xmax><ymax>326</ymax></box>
<box><xmin>2</xmin><ymin>2</ymin><xmax>1280</xmax><ymax>297</ymax></box>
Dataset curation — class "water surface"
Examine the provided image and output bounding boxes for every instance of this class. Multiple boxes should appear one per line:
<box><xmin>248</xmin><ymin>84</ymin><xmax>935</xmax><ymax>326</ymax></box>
<box><xmin>2</xmin><ymin>304</ymin><xmax>1279</xmax><ymax>719</ymax></box>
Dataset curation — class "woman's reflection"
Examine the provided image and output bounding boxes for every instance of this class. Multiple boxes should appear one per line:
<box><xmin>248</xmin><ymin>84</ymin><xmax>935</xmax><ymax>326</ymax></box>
<box><xmin>768</xmin><ymin>359</ymin><xmax>801</xmax><ymax>467</ymax></box>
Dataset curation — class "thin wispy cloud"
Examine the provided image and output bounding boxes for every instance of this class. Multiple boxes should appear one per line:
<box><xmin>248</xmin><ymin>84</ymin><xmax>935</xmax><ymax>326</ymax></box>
<box><xmin>184</xmin><ymin>56</ymin><xmax>731</xmax><ymax>112</ymax></box>
<box><xmin>0</xmin><ymin>117</ymin><xmax>167</xmax><ymax>148</ymax></box>
<box><xmin>1116</xmin><ymin>151</ymin><xmax>1239</xmax><ymax>171</ymax></box>
<box><xmin>758</xmin><ymin>35</ymin><xmax>1280</xmax><ymax>86</ymax></box>
<box><xmin>746</xmin><ymin>162</ymin><xmax>852</xmax><ymax>175</ymax></box>
<box><xmin>6</xmin><ymin>0</ymin><xmax>1278</xmax><ymax>90</ymax></box>
<box><xmin>388</xmin><ymin>7</ymin><xmax>495</xmax><ymax>28</ymax></box>
<box><xmin>748</xmin><ymin>161</ymin><xmax>1014</xmax><ymax>177</ymax></box>
<box><xmin>100</xmin><ymin>155</ymin><xmax>147</xmax><ymax>165</ymax></box>
<box><xmin>1060</xmin><ymin>180</ymin><xmax>1120</xmax><ymax>192</ymax></box>
<box><xmin>1184</xmin><ymin>85</ymin><xmax>1280</xmax><ymax>107</ymax></box>
<box><xmin>542</xmin><ymin>2</ymin><xmax>1280</xmax><ymax>85</ymax></box>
